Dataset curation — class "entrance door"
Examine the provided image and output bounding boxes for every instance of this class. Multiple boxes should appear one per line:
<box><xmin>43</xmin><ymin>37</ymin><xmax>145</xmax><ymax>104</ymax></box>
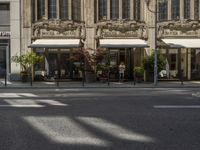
<box><xmin>0</xmin><ymin>47</ymin><xmax>6</xmax><ymax>78</ymax></box>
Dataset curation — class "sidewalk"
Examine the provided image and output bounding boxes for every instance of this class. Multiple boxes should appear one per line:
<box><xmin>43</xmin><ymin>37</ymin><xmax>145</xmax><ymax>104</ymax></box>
<box><xmin>0</xmin><ymin>79</ymin><xmax>200</xmax><ymax>88</ymax></box>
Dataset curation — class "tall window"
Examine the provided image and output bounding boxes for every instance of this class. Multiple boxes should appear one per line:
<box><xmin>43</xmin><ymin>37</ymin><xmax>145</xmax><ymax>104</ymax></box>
<box><xmin>72</xmin><ymin>0</ymin><xmax>81</xmax><ymax>21</ymax></box>
<box><xmin>99</xmin><ymin>0</ymin><xmax>107</xmax><ymax>20</ymax></box>
<box><xmin>134</xmin><ymin>0</ymin><xmax>140</xmax><ymax>20</ymax></box>
<box><xmin>172</xmin><ymin>0</ymin><xmax>180</xmax><ymax>19</ymax></box>
<box><xmin>122</xmin><ymin>0</ymin><xmax>130</xmax><ymax>19</ymax></box>
<box><xmin>194</xmin><ymin>0</ymin><xmax>199</xmax><ymax>20</ymax></box>
<box><xmin>158</xmin><ymin>1</ymin><xmax>168</xmax><ymax>21</ymax></box>
<box><xmin>48</xmin><ymin>0</ymin><xmax>57</xmax><ymax>19</ymax></box>
<box><xmin>60</xmin><ymin>0</ymin><xmax>68</xmax><ymax>20</ymax></box>
<box><xmin>38</xmin><ymin>0</ymin><xmax>45</xmax><ymax>20</ymax></box>
<box><xmin>111</xmin><ymin>0</ymin><xmax>119</xmax><ymax>19</ymax></box>
<box><xmin>184</xmin><ymin>0</ymin><xmax>190</xmax><ymax>19</ymax></box>
<box><xmin>32</xmin><ymin>0</ymin><xmax>35</xmax><ymax>22</ymax></box>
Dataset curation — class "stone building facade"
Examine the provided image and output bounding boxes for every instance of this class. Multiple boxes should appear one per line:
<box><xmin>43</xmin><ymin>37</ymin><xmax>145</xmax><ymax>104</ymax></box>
<box><xmin>2</xmin><ymin>0</ymin><xmax>200</xmax><ymax>81</ymax></box>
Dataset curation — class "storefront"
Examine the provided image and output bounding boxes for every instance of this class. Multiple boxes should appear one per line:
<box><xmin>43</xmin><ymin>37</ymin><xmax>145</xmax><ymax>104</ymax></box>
<box><xmin>98</xmin><ymin>39</ymin><xmax>148</xmax><ymax>81</ymax></box>
<box><xmin>30</xmin><ymin>39</ymin><xmax>83</xmax><ymax>81</ymax></box>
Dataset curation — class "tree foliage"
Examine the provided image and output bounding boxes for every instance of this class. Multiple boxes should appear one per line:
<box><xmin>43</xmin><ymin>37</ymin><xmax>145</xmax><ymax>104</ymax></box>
<box><xmin>11</xmin><ymin>51</ymin><xmax>44</xmax><ymax>73</ymax></box>
<box><xmin>143</xmin><ymin>52</ymin><xmax>166</xmax><ymax>74</ymax></box>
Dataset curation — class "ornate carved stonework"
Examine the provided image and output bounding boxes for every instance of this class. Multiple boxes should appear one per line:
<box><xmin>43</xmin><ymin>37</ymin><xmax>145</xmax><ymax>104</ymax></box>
<box><xmin>32</xmin><ymin>20</ymin><xmax>86</xmax><ymax>40</ymax></box>
<box><xmin>158</xmin><ymin>20</ymin><xmax>200</xmax><ymax>39</ymax></box>
<box><xmin>96</xmin><ymin>20</ymin><xmax>148</xmax><ymax>39</ymax></box>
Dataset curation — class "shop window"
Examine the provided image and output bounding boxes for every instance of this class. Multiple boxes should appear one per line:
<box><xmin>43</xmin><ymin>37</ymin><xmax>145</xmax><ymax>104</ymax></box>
<box><xmin>170</xmin><ymin>54</ymin><xmax>176</xmax><ymax>70</ymax></box>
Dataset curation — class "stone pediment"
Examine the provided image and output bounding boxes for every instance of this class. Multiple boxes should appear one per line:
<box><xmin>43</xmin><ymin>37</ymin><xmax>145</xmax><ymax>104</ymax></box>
<box><xmin>32</xmin><ymin>20</ymin><xmax>86</xmax><ymax>40</ymax></box>
<box><xmin>96</xmin><ymin>20</ymin><xmax>148</xmax><ymax>39</ymax></box>
<box><xmin>158</xmin><ymin>20</ymin><xmax>200</xmax><ymax>38</ymax></box>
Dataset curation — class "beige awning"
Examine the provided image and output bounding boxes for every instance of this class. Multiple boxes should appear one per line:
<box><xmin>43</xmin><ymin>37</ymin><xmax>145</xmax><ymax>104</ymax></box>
<box><xmin>29</xmin><ymin>39</ymin><xmax>81</xmax><ymax>48</ymax></box>
<box><xmin>99</xmin><ymin>39</ymin><xmax>148</xmax><ymax>48</ymax></box>
<box><xmin>162</xmin><ymin>39</ymin><xmax>200</xmax><ymax>48</ymax></box>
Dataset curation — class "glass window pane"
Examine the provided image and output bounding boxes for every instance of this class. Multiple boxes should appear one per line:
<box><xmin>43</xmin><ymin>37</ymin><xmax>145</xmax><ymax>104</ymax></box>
<box><xmin>72</xmin><ymin>0</ymin><xmax>81</xmax><ymax>21</ymax></box>
<box><xmin>122</xmin><ymin>0</ymin><xmax>130</xmax><ymax>19</ymax></box>
<box><xmin>60</xmin><ymin>0</ymin><xmax>68</xmax><ymax>20</ymax></box>
<box><xmin>172</xmin><ymin>0</ymin><xmax>180</xmax><ymax>20</ymax></box>
<box><xmin>194</xmin><ymin>0</ymin><xmax>199</xmax><ymax>20</ymax></box>
<box><xmin>134</xmin><ymin>0</ymin><xmax>140</xmax><ymax>20</ymax></box>
<box><xmin>111</xmin><ymin>0</ymin><xmax>119</xmax><ymax>20</ymax></box>
<box><xmin>48</xmin><ymin>0</ymin><xmax>57</xmax><ymax>19</ymax></box>
<box><xmin>99</xmin><ymin>0</ymin><xmax>107</xmax><ymax>20</ymax></box>
<box><xmin>184</xmin><ymin>0</ymin><xmax>190</xmax><ymax>19</ymax></box>
<box><xmin>158</xmin><ymin>1</ymin><xmax>168</xmax><ymax>21</ymax></box>
<box><xmin>38</xmin><ymin>0</ymin><xmax>45</xmax><ymax>20</ymax></box>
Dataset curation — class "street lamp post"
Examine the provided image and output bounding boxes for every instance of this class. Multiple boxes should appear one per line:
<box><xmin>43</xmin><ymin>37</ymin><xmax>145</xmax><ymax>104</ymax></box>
<box><xmin>145</xmin><ymin>0</ymin><xmax>166</xmax><ymax>86</ymax></box>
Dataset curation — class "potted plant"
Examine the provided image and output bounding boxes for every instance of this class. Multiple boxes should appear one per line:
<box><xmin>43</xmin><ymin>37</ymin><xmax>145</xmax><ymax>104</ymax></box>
<box><xmin>11</xmin><ymin>51</ymin><xmax>44</xmax><ymax>82</ymax></box>
<box><xmin>134</xmin><ymin>66</ymin><xmax>144</xmax><ymax>83</ymax></box>
<box><xmin>143</xmin><ymin>51</ymin><xmax>166</xmax><ymax>82</ymax></box>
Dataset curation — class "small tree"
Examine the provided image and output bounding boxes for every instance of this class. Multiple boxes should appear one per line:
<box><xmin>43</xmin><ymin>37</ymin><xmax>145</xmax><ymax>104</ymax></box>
<box><xmin>11</xmin><ymin>51</ymin><xmax>44</xmax><ymax>76</ymax></box>
<box><xmin>143</xmin><ymin>51</ymin><xmax>166</xmax><ymax>74</ymax></box>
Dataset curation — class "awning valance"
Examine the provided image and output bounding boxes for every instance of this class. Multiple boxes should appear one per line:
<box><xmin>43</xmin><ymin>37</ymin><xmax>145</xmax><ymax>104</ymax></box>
<box><xmin>162</xmin><ymin>39</ymin><xmax>200</xmax><ymax>48</ymax></box>
<box><xmin>29</xmin><ymin>39</ymin><xmax>81</xmax><ymax>48</ymax></box>
<box><xmin>99</xmin><ymin>39</ymin><xmax>148</xmax><ymax>48</ymax></box>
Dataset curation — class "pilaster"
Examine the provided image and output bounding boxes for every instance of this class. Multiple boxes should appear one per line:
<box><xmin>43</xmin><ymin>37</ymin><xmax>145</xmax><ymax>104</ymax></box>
<box><xmin>130</xmin><ymin>0</ymin><xmax>134</xmax><ymax>20</ymax></box>
<box><xmin>168</xmin><ymin>0</ymin><xmax>171</xmax><ymax>20</ymax></box>
<box><xmin>45</xmin><ymin>0</ymin><xmax>48</xmax><ymax>19</ymax></box>
<box><xmin>68</xmin><ymin>0</ymin><xmax>72</xmax><ymax>20</ymax></box>
<box><xmin>119</xmin><ymin>0</ymin><xmax>122</xmax><ymax>19</ymax></box>
<box><xmin>180</xmin><ymin>0</ymin><xmax>184</xmax><ymax>20</ymax></box>
<box><xmin>190</xmin><ymin>0</ymin><xmax>195</xmax><ymax>19</ymax></box>
<box><xmin>107</xmin><ymin>0</ymin><xmax>110</xmax><ymax>20</ymax></box>
<box><xmin>56</xmin><ymin>0</ymin><xmax>60</xmax><ymax>19</ymax></box>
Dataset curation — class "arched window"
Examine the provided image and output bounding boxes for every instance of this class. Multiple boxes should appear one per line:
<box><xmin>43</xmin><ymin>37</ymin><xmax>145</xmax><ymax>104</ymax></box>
<box><xmin>48</xmin><ymin>0</ymin><xmax>57</xmax><ymax>19</ymax></box>
<box><xmin>99</xmin><ymin>0</ymin><xmax>107</xmax><ymax>20</ymax></box>
<box><xmin>122</xmin><ymin>0</ymin><xmax>130</xmax><ymax>19</ymax></box>
<box><xmin>158</xmin><ymin>1</ymin><xmax>168</xmax><ymax>21</ymax></box>
<box><xmin>172</xmin><ymin>0</ymin><xmax>180</xmax><ymax>19</ymax></box>
<box><xmin>194</xmin><ymin>0</ymin><xmax>199</xmax><ymax>20</ymax></box>
<box><xmin>72</xmin><ymin>0</ymin><xmax>81</xmax><ymax>21</ymax></box>
<box><xmin>134</xmin><ymin>0</ymin><xmax>140</xmax><ymax>20</ymax></box>
<box><xmin>60</xmin><ymin>0</ymin><xmax>69</xmax><ymax>20</ymax></box>
<box><xmin>184</xmin><ymin>0</ymin><xmax>190</xmax><ymax>19</ymax></box>
<box><xmin>110</xmin><ymin>0</ymin><xmax>119</xmax><ymax>19</ymax></box>
<box><xmin>38</xmin><ymin>0</ymin><xmax>45</xmax><ymax>20</ymax></box>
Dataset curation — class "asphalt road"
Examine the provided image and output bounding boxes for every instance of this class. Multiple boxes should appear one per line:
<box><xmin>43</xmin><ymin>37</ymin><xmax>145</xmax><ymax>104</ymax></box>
<box><xmin>0</xmin><ymin>88</ymin><xmax>200</xmax><ymax>150</ymax></box>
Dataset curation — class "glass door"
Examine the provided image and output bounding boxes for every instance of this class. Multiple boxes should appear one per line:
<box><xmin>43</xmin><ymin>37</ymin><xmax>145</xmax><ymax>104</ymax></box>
<box><xmin>0</xmin><ymin>47</ymin><xmax>6</xmax><ymax>78</ymax></box>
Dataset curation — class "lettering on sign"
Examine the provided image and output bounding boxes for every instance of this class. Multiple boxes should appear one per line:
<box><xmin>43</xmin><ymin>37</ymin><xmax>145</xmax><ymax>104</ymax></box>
<box><xmin>0</xmin><ymin>31</ymin><xmax>10</xmax><ymax>37</ymax></box>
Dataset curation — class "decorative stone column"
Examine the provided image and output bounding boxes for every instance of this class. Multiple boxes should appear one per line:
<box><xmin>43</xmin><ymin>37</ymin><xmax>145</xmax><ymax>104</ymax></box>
<box><xmin>190</xmin><ymin>0</ymin><xmax>195</xmax><ymax>20</ymax></box>
<box><xmin>130</xmin><ymin>0</ymin><xmax>134</xmax><ymax>20</ymax></box>
<box><xmin>168</xmin><ymin>0</ymin><xmax>172</xmax><ymax>20</ymax></box>
<box><xmin>22</xmin><ymin>0</ymin><xmax>32</xmax><ymax>52</ymax></box>
<box><xmin>107</xmin><ymin>0</ymin><xmax>110</xmax><ymax>20</ymax></box>
<box><xmin>45</xmin><ymin>0</ymin><xmax>48</xmax><ymax>19</ymax></box>
<box><xmin>140</xmin><ymin>0</ymin><xmax>144</xmax><ymax>21</ymax></box>
<box><xmin>34</xmin><ymin>0</ymin><xmax>38</xmax><ymax>21</ymax></box>
<box><xmin>180</xmin><ymin>0</ymin><xmax>184</xmax><ymax>20</ymax></box>
<box><xmin>68</xmin><ymin>0</ymin><xmax>72</xmax><ymax>20</ymax></box>
<box><xmin>56</xmin><ymin>0</ymin><xmax>60</xmax><ymax>19</ymax></box>
<box><xmin>119</xmin><ymin>0</ymin><xmax>122</xmax><ymax>19</ymax></box>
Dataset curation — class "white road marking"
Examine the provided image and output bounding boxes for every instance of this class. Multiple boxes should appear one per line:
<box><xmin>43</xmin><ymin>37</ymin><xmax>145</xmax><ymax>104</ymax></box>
<box><xmin>154</xmin><ymin>105</ymin><xmax>200</xmax><ymax>109</ymax></box>
<box><xmin>0</xmin><ymin>99</ymin><xmax>67</xmax><ymax>108</ymax></box>
<box><xmin>23</xmin><ymin>116</ymin><xmax>110</xmax><ymax>147</ymax></box>
<box><xmin>0</xmin><ymin>93</ymin><xmax>38</xmax><ymax>98</ymax></box>
<box><xmin>77</xmin><ymin>117</ymin><xmax>155</xmax><ymax>143</ymax></box>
